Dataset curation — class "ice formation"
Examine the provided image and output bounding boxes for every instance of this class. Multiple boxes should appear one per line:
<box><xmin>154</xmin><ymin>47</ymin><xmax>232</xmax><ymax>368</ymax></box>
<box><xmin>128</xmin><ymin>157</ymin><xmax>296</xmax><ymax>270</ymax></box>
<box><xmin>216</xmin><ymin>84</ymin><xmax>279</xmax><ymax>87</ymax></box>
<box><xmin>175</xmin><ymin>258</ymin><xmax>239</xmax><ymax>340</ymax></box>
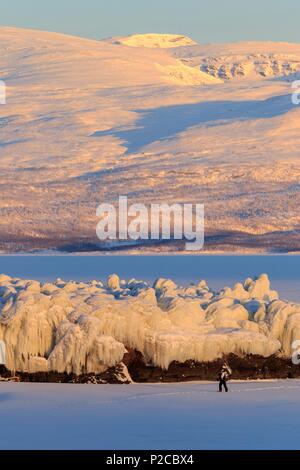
<box><xmin>0</xmin><ymin>272</ymin><xmax>299</xmax><ymax>374</ymax></box>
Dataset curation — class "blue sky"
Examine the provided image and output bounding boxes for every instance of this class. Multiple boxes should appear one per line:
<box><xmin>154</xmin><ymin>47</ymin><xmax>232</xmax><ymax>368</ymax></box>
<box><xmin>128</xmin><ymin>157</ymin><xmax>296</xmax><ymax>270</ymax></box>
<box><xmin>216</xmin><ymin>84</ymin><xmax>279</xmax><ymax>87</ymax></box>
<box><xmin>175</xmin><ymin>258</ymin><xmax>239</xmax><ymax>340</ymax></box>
<box><xmin>1</xmin><ymin>0</ymin><xmax>299</xmax><ymax>43</ymax></box>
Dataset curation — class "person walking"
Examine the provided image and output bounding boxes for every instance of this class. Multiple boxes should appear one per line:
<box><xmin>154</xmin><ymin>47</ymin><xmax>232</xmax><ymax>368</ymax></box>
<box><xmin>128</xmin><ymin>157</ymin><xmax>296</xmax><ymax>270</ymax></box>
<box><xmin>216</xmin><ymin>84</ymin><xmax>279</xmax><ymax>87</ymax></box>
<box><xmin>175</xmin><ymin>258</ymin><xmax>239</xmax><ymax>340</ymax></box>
<box><xmin>218</xmin><ymin>361</ymin><xmax>232</xmax><ymax>392</ymax></box>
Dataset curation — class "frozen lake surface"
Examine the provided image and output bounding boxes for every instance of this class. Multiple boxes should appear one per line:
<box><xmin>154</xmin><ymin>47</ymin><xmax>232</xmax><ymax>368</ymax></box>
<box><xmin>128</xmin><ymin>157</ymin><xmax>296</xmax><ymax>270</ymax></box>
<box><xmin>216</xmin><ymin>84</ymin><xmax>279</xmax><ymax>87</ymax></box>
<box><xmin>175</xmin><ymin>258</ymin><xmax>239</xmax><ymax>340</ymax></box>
<box><xmin>0</xmin><ymin>380</ymin><xmax>300</xmax><ymax>450</ymax></box>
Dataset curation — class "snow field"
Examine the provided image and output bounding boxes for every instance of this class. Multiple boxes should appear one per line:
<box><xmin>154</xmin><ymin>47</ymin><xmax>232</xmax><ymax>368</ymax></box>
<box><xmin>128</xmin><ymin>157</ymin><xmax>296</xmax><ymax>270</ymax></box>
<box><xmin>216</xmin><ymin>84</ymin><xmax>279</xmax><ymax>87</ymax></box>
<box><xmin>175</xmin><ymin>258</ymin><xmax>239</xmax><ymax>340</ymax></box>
<box><xmin>0</xmin><ymin>380</ymin><xmax>300</xmax><ymax>449</ymax></box>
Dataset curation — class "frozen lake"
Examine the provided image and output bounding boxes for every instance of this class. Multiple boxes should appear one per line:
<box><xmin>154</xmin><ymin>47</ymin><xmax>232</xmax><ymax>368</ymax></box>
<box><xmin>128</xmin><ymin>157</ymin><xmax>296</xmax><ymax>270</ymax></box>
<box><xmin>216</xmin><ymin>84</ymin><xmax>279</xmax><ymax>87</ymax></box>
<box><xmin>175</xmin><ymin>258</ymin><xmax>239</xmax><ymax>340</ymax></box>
<box><xmin>0</xmin><ymin>255</ymin><xmax>299</xmax><ymax>301</ymax></box>
<box><xmin>0</xmin><ymin>380</ymin><xmax>300</xmax><ymax>450</ymax></box>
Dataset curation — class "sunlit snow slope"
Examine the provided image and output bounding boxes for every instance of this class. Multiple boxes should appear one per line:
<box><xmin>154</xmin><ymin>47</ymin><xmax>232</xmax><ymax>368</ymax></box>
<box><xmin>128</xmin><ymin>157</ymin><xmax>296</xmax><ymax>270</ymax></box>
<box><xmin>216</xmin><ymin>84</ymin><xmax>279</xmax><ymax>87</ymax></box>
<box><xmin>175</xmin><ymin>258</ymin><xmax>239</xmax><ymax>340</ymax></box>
<box><xmin>1</xmin><ymin>28</ymin><xmax>300</xmax><ymax>252</ymax></box>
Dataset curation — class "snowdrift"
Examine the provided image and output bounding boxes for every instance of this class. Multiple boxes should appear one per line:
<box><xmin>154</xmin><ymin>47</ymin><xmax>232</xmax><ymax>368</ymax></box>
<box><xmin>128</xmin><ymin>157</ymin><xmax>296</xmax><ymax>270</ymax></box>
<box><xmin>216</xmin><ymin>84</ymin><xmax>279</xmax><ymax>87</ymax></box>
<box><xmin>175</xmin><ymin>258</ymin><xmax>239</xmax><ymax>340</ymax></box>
<box><xmin>0</xmin><ymin>272</ymin><xmax>299</xmax><ymax>375</ymax></box>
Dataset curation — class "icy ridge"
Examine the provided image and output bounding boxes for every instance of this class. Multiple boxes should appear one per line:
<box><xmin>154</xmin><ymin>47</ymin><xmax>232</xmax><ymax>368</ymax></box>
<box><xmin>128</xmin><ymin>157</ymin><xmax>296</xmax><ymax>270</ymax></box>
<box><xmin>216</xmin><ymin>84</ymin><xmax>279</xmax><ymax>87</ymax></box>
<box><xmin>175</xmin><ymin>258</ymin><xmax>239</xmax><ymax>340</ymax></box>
<box><xmin>0</xmin><ymin>273</ymin><xmax>299</xmax><ymax>374</ymax></box>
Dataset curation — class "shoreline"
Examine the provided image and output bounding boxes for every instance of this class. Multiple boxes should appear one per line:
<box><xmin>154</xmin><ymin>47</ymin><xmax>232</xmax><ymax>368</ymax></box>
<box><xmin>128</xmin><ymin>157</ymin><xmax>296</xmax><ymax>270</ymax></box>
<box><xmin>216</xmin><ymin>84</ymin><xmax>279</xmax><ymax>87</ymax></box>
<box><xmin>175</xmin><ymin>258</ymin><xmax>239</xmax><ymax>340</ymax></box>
<box><xmin>1</xmin><ymin>353</ymin><xmax>299</xmax><ymax>384</ymax></box>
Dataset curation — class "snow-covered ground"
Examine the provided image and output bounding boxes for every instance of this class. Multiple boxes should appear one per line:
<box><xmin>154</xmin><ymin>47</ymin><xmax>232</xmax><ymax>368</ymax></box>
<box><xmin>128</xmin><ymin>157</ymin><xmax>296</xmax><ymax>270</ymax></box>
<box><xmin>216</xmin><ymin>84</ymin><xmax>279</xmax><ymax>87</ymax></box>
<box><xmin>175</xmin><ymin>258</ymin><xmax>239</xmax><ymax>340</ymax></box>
<box><xmin>0</xmin><ymin>380</ymin><xmax>300</xmax><ymax>449</ymax></box>
<box><xmin>1</xmin><ymin>27</ymin><xmax>300</xmax><ymax>252</ymax></box>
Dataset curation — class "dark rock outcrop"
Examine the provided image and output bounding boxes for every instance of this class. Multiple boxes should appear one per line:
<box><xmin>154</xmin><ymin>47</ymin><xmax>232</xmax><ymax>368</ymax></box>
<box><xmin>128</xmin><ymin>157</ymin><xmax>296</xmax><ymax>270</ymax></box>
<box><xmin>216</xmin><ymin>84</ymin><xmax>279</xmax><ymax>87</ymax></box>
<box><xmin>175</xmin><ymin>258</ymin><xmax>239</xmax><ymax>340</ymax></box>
<box><xmin>124</xmin><ymin>350</ymin><xmax>300</xmax><ymax>382</ymax></box>
<box><xmin>1</xmin><ymin>352</ymin><xmax>299</xmax><ymax>383</ymax></box>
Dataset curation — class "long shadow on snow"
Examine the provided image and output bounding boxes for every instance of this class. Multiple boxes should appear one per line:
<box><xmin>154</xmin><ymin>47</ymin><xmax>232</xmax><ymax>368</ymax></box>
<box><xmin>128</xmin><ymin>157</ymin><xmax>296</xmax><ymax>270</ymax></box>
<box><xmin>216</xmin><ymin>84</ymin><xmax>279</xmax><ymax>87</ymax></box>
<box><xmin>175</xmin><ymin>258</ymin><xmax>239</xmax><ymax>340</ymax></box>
<box><xmin>92</xmin><ymin>94</ymin><xmax>293</xmax><ymax>154</ymax></box>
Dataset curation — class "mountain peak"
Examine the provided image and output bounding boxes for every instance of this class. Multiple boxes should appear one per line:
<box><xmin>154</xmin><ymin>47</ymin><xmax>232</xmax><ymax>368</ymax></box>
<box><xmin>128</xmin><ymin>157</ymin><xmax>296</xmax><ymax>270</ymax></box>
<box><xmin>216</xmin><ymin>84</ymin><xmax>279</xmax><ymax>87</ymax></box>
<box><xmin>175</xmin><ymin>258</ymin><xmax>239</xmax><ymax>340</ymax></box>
<box><xmin>111</xmin><ymin>33</ymin><xmax>197</xmax><ymax>48</ymax></box>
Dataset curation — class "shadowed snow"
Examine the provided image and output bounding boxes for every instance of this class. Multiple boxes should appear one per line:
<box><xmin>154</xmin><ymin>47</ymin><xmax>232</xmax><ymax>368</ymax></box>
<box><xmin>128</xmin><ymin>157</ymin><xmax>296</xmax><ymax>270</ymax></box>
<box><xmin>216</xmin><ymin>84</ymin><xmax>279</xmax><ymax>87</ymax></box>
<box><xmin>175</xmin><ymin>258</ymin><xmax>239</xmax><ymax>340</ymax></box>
<box><xmin>0</xmin><ymin>380</ymin><xmax>300</xmax><ymax>449</ymax></box>
<box><xmin>93</xmin><ymin>94</ymin><xmax>293</xmax><ymax>154</ymax></box>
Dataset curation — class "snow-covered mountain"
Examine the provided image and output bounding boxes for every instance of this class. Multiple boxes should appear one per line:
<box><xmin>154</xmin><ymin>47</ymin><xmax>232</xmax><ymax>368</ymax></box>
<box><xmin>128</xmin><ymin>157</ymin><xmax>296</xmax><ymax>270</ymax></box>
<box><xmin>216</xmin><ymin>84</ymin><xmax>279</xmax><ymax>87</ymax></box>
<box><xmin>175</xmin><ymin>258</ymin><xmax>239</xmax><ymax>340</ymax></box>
<box><xmin>0</xmin><ymin>271</ymin><xmax>299</xmax><ymax>375</ymax></box>
<box><xmin>110</xmin><ymin>33</ymin><xmax>198</xmax><ymax>48</ymax></box>
<box><xmin>1</xmin><ymin>27</ymin><xmax>300</xmax><ymax>252</ymax></box>
<box><xmin>173</xmin><ymin>41</ymin><xmax>300</xmax><ymax>80</ymax></box>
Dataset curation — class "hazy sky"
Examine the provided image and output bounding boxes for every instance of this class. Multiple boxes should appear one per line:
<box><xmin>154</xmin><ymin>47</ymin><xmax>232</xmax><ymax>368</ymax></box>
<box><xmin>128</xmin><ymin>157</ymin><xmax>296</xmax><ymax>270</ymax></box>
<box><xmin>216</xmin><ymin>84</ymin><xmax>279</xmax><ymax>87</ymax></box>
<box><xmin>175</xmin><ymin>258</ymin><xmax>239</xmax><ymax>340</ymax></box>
<box><xmin>1</xmin><ymin>0</ymin><xmax>299</xmax><ymax>43</ymax></box>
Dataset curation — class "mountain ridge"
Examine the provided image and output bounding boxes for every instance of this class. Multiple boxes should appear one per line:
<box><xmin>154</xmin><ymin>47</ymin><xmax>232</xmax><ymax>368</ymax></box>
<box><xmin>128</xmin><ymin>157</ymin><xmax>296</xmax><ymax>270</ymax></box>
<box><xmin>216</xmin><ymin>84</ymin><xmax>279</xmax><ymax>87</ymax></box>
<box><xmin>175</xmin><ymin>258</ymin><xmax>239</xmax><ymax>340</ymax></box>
<box><xmin>0</xmin><ymin>26</ymin><xmax>299</xmax><ymax>253</ymax></box>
